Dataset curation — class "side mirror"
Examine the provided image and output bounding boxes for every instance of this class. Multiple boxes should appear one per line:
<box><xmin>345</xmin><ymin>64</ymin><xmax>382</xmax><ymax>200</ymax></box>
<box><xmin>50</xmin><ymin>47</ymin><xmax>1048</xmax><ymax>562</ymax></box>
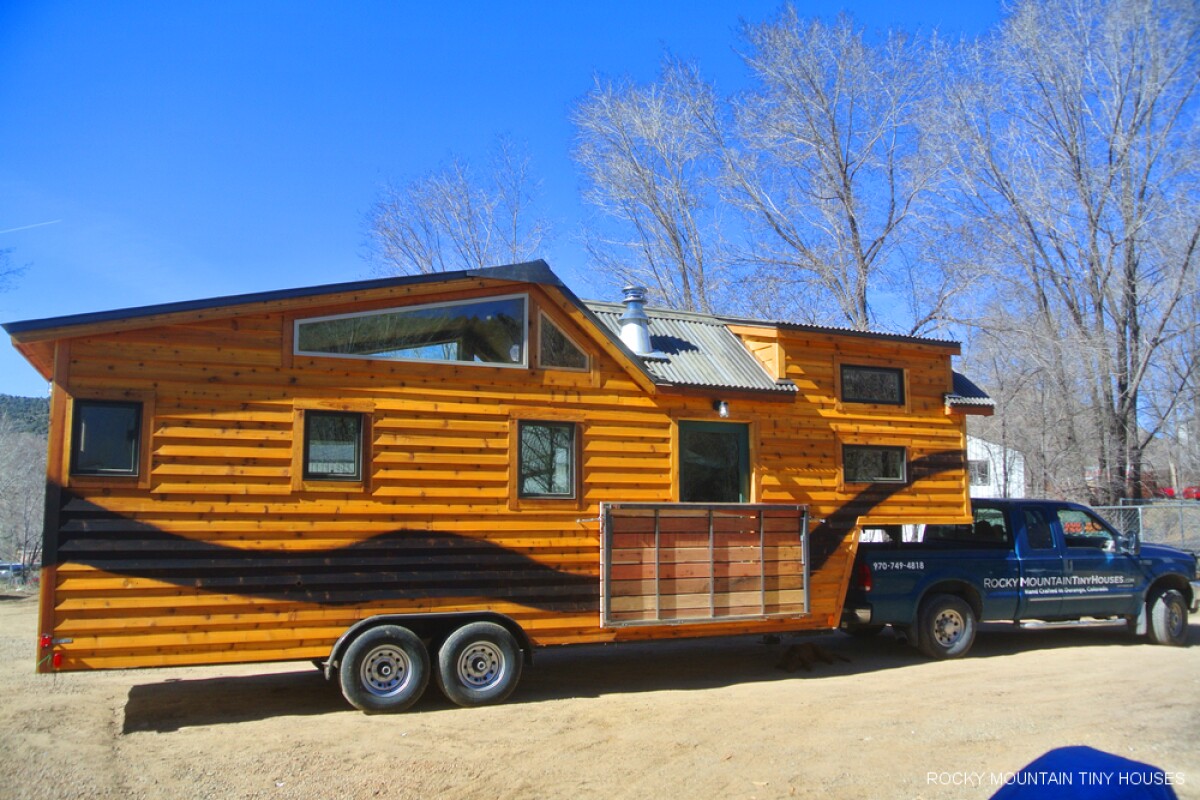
<box><xmin>1116</xmin><ymin>531</ymin><xmax>1140</xmax><ymax>556</ymax></box>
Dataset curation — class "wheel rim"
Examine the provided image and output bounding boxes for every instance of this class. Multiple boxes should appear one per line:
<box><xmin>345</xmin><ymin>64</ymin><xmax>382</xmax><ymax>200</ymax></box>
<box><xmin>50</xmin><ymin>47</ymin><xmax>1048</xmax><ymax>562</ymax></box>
<box><xmin>1166</xmin><ymin>601</ymin><xmax>1184</xmax><ymax>639</ymax></box>
<box><xmin>932</xmin><ymin>608</ymin><xmax>965</xmax><ymax>647</ymax></box>
<box><xmin>360</xmin><ymin>644</ymin><xmax>413</xmax><ymax>698</ymax></box>
<box><xmin>456</xmin><ymin>641</ymin><xmax>505</xmax><ymax>689</ymax></box>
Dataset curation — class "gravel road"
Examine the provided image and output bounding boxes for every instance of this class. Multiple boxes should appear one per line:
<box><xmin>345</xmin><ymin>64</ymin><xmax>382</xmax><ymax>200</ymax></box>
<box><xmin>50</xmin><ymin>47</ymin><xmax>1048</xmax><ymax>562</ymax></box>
<box><xmin>1</xmin><ymin>594</ymin><xmax>1196</xmax><ymax>799</ymax></box>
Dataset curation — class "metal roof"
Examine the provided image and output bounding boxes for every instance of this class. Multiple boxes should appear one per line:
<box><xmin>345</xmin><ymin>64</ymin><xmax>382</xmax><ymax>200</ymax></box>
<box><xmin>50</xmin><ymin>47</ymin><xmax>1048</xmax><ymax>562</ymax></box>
<box><xmin>717</xmin><ymin>313</ymin><xmax>960</xmax><ymax>348</ymax></box>
<box><xmin>1</xmin><ymin>260</ymin><xmax>566</xmax><ymax>336</ymax></box>
<box><xmin>947</xmin><ymin>371</ymin><xmax>995</xmax><ymax>409</ymax></box>
<box><xmin>585</xmin><ymin>301</ymin><xmax>795</xmax><ymax>394</ymax></box>
<box><xmin>3</xmin><ymin>258</ymin><xmax>989</xmax><ymax>403</ymax></box>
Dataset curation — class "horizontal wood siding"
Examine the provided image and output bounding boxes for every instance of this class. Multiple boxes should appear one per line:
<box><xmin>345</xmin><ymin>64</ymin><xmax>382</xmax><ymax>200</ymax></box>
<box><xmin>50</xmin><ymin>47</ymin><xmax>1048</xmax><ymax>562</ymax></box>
<box><xmin>37</xmin><ymin>283</ymin><xmax>971</xmax><ymax>671</ymax></box>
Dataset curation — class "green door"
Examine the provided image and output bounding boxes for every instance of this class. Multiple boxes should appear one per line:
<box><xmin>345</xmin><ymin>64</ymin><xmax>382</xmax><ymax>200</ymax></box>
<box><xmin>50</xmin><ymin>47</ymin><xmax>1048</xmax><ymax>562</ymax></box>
<box><xmin>679</xmin><ymin>421</ymin><xmax>750</xmax><ymax>502</ymax></box>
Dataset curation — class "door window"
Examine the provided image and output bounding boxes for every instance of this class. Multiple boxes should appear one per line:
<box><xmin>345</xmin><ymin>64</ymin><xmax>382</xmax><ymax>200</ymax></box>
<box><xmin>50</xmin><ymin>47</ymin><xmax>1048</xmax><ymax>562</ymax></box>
<box><xmin>679</xmin><ymin>421</ymin><xmax>749</xmax><ymax>503</ymax></box>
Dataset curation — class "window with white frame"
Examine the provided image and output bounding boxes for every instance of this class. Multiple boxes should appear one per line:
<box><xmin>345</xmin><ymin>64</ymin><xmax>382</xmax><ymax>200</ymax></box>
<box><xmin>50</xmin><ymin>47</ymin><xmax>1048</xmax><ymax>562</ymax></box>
<box><xmin>295</xmin><ymin>294</ymin><xmax>527</xmax><ymax>366</ymax></box>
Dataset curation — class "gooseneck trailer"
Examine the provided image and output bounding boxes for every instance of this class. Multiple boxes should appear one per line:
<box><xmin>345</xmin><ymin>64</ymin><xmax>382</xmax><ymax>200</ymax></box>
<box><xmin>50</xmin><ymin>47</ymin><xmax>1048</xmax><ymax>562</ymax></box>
<box><xmin>5</xmin><ymin>261</ymin><xmax>991</xmax><ymax>711</ymax></box>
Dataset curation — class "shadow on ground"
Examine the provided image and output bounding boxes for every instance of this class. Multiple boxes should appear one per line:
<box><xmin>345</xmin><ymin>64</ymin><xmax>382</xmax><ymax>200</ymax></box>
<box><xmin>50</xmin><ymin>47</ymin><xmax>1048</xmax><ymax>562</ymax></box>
<box><xmin>122</xmin><ymin>621</ymin><xmax>1197</xmax><ymax>732</ymax></box>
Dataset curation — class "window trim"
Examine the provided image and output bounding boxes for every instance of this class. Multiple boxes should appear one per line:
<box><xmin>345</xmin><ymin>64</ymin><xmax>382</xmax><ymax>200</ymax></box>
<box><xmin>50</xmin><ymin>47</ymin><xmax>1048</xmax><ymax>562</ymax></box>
<box><xmin>302</xmin><ymin>410</ymin><xmax>364</xmax><ymax>482</ymax></box>
<box><xmin>842</xmin><ymin>444</ymin><xmax>908</xmax><ymax>485</ymax></box>
<box><xmin>839</xmin><ymin>363</ymin><xmax>907</xmax><ymax>406</ymax></box>
<box><xmin>65</xmin><ymin>393</ymin><xmax>154</xmax><ymax>490</ymax></box>
<box><xmin>516</xmin><ymin>420</ymin><xmax>578</xmax><ymax>500</ymax></box>
<box><xmin>968</xmin><ymin>459</ymin><xmax>991</xmax><ymax>487</ymax></box>
<box><xmin>536</xmin><ymin>311</ymin><xmax>590</xmax><ymax>372</ymax></box>
<box><xmin>292</xmin><ymin>292</ymin><xmax>529</xmax><ymax>369</ymax></box>
<box><xmin>677</xmin><ymin>419</ymin><xmax>752</xmax><ymax>503</ymax></box>
<box><xmin>70</xmin><ymin>399</ymin><xmax>144</xmax><ymax>478</ymax></box>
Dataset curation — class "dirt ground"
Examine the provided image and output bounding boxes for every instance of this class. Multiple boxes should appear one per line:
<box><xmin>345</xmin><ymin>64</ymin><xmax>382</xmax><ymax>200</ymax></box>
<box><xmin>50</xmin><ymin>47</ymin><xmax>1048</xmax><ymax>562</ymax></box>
<box><xmin>1</xmin><ymin>594</ymin><xmax>1196</xmax><ymax>800</ymax></box>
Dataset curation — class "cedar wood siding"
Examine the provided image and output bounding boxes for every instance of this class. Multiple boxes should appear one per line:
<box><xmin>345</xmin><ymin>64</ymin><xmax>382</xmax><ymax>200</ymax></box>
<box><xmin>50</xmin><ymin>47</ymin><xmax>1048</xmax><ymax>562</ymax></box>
<box><xmin>20</xmin><ymin>274</ymin><xmax>971</xmax><ymax>671</ymax></box>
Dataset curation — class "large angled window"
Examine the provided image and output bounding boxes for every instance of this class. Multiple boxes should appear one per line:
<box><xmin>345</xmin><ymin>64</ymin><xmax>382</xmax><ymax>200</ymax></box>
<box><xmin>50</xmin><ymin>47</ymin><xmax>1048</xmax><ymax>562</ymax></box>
<box><xmin>538</xmin><ymin>313</ymin><xmax>589</xmax><ymax>371</ymax></box>
<box><xmin>296</xmin><ymin>294</ymin><xmax>527</xmax><ymax>366</ymax></box>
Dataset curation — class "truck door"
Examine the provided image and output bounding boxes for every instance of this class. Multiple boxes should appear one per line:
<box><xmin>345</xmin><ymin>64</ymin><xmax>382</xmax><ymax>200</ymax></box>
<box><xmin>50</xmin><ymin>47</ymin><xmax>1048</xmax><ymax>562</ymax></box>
<box><xmin>1016</xmin><ymin>506</ymin><xmax>1063</xmax><ymax>619</ymax></box>
<box><xmin>1052</xmin><ymin>506</ymin><xmax>1142</xmax><ymax>618</ymax></box>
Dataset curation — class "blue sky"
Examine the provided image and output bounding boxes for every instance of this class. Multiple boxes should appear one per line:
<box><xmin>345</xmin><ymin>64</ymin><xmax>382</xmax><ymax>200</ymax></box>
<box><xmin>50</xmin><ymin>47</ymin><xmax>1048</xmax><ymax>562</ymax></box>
<box><xmin>0</xmin><ymin>1</ymin><xmax>1000</xmax><ymax>397</ymax></box>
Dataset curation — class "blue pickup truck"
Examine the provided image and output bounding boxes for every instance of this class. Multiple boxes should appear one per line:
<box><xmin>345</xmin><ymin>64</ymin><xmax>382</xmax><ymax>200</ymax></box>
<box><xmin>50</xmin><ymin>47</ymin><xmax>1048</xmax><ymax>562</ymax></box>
<box><xmin>842</xmin><ymin>499</ymin><xmax>1200</xmax><ymax>658</ymax></box>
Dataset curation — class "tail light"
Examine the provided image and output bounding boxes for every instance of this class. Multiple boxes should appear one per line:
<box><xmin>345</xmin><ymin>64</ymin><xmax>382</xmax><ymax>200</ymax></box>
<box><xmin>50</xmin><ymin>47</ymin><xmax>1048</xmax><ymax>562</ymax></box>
<box><xmin>855</xmin><ymin>561</ymin><xmax>873</xmax><ymax>592</ymax></box>
<box><xmin>51</xmin><ymin>652</ymin><xmax>63</xmax><ymax>668</ymax></box>
<box><xmin>39</xmin><ymin>633</ymin><xmax>52</xmax><ymax>649</ymax></box>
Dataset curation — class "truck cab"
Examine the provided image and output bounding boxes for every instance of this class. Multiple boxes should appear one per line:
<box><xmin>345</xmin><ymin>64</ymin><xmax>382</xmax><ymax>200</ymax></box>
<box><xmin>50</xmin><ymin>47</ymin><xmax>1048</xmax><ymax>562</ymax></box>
<box><xmin>843</xmin><ymin>499</ymin><xmax>1200</xmax><ymax>658</ymax></box>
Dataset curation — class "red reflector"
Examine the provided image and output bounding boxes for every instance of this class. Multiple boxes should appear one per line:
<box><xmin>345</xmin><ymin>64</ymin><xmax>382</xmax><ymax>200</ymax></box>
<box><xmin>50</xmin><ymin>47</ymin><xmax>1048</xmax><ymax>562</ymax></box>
<box><xmin>39</xmin><ymin>634</ymin><xmax>52</xmax><ymax>649</ymax></box>
<box><xmin>51</xmin><ymin>652</ymin><xmax>63</xmax><ymax>669</ymax></box>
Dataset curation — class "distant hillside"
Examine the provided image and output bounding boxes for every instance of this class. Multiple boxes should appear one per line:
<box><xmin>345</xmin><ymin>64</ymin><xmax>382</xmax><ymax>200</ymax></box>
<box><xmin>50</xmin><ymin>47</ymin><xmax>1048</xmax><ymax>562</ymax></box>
<box><xmin>0</xmin><ymin>394</ymin><xmax>50</xmax><ymax>435</ymax></box>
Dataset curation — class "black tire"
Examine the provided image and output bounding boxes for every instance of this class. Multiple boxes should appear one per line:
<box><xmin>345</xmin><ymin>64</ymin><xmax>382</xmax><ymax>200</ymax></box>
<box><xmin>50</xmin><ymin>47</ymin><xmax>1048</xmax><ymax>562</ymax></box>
<box><xmin>436</xmin><ymin>621</ymin><xmax>523</xmax><ymax>707</ymax></box>
<box><xmin>842</xmin><ymin>624</ymin><xmax>886</xmax><ymax>637</ymax></box>
<box><xmin>338</xmin><ymin>625</ymin><xmax>430</xmax><ymax>713</ymax></box>
<box><xmin>1146</xmin><ymin>588</ymin><xmax>1188</xmax><ymax>646</ymax></box>
<box><xmin>917</xmin><ymin>594</ymin><xmax>976</xmax><ymax>659</ymax></box>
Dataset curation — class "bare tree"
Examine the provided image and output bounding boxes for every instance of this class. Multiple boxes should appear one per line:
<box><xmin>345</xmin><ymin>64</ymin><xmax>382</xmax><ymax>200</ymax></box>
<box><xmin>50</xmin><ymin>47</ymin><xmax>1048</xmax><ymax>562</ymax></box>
<box><xmin>365</xmin><ymin>136</ymin><xmax>550</xmax><ymax>275</ymax></box>
<box><xmin>572</xmin><ymin>60</ymin><xmax>730</xmax><ymax>313</ymax></box>
<box><xmin>0</xmin><ymin>418</ymin><xmax>45</xmax><ymax>579</ymax></box>
<box><xmin>944</xmin><ymin>0</ymin><xmax>1200</xmax><ymax>502</ymax></box>
<box><xmin>725</xmin><ymin>9</ymin><xmax>950</xmax><ymax>330</ymax></box>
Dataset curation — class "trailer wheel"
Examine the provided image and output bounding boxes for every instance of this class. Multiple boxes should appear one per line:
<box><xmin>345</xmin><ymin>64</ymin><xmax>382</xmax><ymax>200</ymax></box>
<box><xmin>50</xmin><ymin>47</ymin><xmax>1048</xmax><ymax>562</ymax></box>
<box><xmin>339</xmin><ymin>625</ymin><xmax>430</xmax><ymax>713</ymax></box>
<box><xmin>917</xmin><ymin>594</ymin><xmax>976</xmax><ymax>659</ymax></box>
<box><xmin>1146</xmin><ymin>589</ymin><xmax>1188</xmax><ymax>646</ymax></box>
<box><xmin>436</xmin><ymin>621</ymin><xmax>523</xmax><ymax>707</ymax></box>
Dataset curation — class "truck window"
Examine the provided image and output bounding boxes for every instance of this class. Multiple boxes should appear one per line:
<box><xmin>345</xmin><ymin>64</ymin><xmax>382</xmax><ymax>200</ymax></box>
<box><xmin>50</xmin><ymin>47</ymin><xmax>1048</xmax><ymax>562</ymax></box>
<box><xmin>1056</xmin><ymin>508</ymin><xmax>1115</xmax><ymax>550</ymax></box>
<box><xmin>919</xmin><ymin>506</ymin><xmax>1010</xmax><ymax>547</ymax></box>
<box><xmin>1023</xmin><ymin>508</ymin><xmax>1056</xmax><ymax>550</ymax></box>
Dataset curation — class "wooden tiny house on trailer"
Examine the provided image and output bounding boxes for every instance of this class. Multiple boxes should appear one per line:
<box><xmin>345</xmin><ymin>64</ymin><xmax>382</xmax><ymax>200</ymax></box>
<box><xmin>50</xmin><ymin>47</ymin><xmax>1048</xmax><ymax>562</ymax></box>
<box><xmin>5</xmin><ymin>261</ymin><xmax>991</xmax><ymax>711</ymax></box>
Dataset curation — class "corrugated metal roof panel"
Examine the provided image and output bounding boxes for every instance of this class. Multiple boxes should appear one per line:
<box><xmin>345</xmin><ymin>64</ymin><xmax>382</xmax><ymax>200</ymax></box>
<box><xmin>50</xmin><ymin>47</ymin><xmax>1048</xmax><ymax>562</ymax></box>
<box><xmin>719</xmin><ymin>314</ymin><xmax>960</xmax><ymax>348</ymax></box>
<box><xmin>947</xmin><ymin>371</ymin><xmax>995</xmax><ymax>407</ymax></box>
<box><xmin>586</xmin><ymin>302</ymin><xmax>794</xmax><ymax>393</ymax></box>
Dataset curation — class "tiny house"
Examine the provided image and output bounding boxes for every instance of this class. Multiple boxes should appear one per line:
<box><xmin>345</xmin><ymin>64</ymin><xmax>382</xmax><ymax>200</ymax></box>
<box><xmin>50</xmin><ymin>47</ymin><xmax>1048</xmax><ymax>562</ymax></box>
<box><xmin>5</xmin><ymin>261</ymin><xmax>991</xmax><ymax>711</ymax></box>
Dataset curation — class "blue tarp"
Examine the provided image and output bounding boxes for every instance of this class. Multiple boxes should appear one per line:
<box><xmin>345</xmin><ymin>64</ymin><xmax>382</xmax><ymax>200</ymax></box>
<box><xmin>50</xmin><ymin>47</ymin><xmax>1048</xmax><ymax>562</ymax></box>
<box><xmin>991</xmin><ymin>746</ymin><xmax>1179</xmax><ymax>799</ymax></box>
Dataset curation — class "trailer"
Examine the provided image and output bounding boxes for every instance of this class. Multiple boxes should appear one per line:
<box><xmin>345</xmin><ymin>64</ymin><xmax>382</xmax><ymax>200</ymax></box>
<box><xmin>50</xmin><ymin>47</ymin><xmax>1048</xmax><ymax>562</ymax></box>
<box><xmin>5</xmin><ymin>260</ymin><xmax>991</xmax><ymax>711</ymax></box>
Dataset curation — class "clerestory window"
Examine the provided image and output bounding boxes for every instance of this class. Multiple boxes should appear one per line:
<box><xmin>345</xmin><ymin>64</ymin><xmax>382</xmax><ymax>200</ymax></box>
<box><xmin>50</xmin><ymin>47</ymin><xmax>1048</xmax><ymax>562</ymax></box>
<box><xmin>295</xmin><ymin>294</ymin><xmax>527</xmax><ymax>367</ymax></box>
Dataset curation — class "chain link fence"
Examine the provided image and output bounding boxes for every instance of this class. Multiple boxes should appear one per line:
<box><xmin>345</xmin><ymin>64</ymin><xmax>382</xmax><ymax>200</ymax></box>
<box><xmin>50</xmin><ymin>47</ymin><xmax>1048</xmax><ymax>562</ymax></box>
<box><xmin>1092</xmin><ymin>501</ymin><xmax>1200</xmax><ymax>553</ymax></box>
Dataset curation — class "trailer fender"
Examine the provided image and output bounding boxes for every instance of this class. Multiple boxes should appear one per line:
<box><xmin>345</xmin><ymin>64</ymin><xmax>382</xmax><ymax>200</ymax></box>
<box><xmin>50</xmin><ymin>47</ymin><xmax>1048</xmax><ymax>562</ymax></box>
<box><xmin>323</xmin><ymin>612</ymin><xmax>533</xmax><ymax>680</ymax></box>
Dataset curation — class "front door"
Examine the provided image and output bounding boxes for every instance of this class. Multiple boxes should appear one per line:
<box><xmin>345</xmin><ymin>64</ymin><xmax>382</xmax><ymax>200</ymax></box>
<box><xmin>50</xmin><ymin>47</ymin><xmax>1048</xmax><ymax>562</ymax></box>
<box><xmin>1053</xmin><ymin>506</ymin><xmax>1143</xmax><ymax>618</ymax></box>
<box><xmin>678</xmin><ymin>421</ymin><xmax>749</xmax><ymax>503</ymax></box>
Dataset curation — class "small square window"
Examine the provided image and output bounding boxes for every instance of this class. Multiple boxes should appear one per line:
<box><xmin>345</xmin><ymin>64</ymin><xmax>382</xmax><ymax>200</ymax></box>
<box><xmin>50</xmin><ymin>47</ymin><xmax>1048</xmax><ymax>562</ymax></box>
<box><xmin>843</xmin><ymin>445</ymin><xmax>906</xmax><ymax>483</ymax></box>
<box><xmin>841</xmin><ymin>365</ymin><xmax>905</xmax><ymax>405</ymax></box>
<box><xmin>304</xmin><ymin>412</ymin><xmax>363</xmax><ymax>481</ymax></box>
<box><xmin>968</xmin><ymin>459</ymin><xmax>991</xmax><ymax>486</ymax></box>
<box><xmin>518</xmin><ymin>421</ymin><xmax>576</xmax><ymax>498</ymax></box>
<box><xmin>71</xmin><ymin>400</ymin><xmax>142</xmax><ymax>477</ymax></box>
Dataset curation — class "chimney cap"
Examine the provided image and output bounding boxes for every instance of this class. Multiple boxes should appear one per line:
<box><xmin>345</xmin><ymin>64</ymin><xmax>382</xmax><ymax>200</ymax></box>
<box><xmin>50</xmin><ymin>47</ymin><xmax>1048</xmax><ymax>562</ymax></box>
<box><xmin>622</xmin><ymin>285</ymin><xmax>648</xmax><ymax>304</ymax></box>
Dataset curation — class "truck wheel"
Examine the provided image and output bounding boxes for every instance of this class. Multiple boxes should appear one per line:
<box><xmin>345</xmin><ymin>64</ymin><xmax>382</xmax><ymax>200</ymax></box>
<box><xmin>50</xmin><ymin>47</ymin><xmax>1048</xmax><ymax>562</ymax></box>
<box><xmin>1146</xmin><ymin>589</ymin><xmax>1188</xmax><ymax>646</ymax></box>
<box><xmin>339</xmin><ymin>625</ymin><xmax>430</xmax><ymax>713</ymax></box>
<box><xmin>917</xmin><ymin>594</ymin><xmax>976</xmax><ymax>659</ymax></box>
<box><xmin>436</xmin><ymin>621</ymin><xmax>523</xmax><ymax>707</ymax></box>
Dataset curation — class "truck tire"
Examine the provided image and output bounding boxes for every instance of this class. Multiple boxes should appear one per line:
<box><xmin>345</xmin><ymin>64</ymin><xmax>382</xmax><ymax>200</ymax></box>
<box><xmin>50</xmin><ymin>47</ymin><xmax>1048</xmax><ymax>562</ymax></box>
<box><xmin>436</xmin><ymin>621</ymin><xmax>523</xmax><ymax>707</ymax></box>
<box><xmin>1146</xmin><ymin>588</ymin><xmax>1188</xmax><ymax>646</ymax></box>
<box><xmin>917</xmin><ymin>594</ymin><xmax>976</xmax><ymax>659</ymax></box>
<box><xmin>339</xmin><ymin>625</ymin><xmax>430</xmax><ymax>713</ymax></box>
